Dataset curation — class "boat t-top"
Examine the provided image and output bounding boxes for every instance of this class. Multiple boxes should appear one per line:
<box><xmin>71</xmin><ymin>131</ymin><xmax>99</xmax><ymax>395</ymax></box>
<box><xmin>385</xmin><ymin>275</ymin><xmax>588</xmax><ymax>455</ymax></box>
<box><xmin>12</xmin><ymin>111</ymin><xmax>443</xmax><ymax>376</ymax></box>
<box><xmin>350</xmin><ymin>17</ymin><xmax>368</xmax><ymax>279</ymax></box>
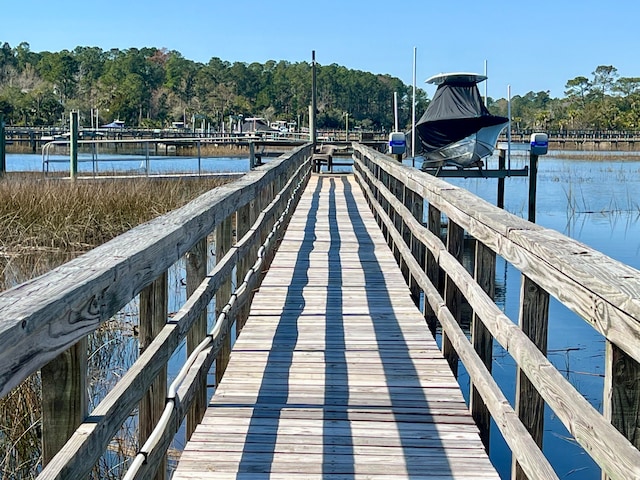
<box><xmin>417</xmin><ymin>72</ymin><xmax>508</xmax><ymax>170</ymax></box>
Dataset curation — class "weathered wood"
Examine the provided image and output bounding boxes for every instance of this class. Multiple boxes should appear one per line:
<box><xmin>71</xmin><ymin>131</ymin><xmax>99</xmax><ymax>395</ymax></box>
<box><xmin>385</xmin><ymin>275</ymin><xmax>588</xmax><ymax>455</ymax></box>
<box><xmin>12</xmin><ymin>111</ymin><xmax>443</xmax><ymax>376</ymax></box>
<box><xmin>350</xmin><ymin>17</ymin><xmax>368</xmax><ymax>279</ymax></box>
<box><xmin>41</xmin><ymin>338</ymin><xmax>87</xmax><ymax>465</ymax></box>
<box><xmin>604</xmin><ymin>342</ymin><xmax>640</xmax><ymax>480</ymax></box>
<box><xmin>173</xmin><ymin>174</ymin><xmax>498</xmax><ymax>480</ymax></box>
<box><xmin>235</xmin><ymin>203</ymin><xmax>252</xmax><ymax>334</ymax></box>
<box><xmin>353</xmin><ymin>143</ymin><xmax>640</xmax><ymax>366</ymax></box>
<box><xmin>443</xmin><ymin>219</ymin><xmax>464</xmax><ymax>376</ymax></box>
<box><xmin>471</xmin><ymin>240</ymin><xmax>495</xmax><ymax>451</ymax></box>
<box><xmin>424</xmin><ymin>203</ymin><xmax>441</xmax><ymax>334</ymax></box>
<box><xmin>513</xmin><ymin>275</ymin><xmax>549</xmax><ymax>480</ymax></box>
<box><xmin>0</xmin><ymin>143</ymin><xmax>313</xmax><ymax>398</ymax></box>
<box><xmin>186</xmin><ymin>238</ymin><xmax>207</xmax><ymax>440</ymax></box>
<box><xmin>408</xmin><ymin>187</ymin><xmax>424</xmax><ymax>306</ymax></box>
<box><xmin>139</xmin><ymin>272</ymin><xmax>168</xmax><ymax>480</ymax></box>
<box><xmin>353</xmin><ymin>167</ymin><xmax>557</xmax><ymax>479</ymax></box>
<box><xmin>353</xmin><ymin>148</ymin><xmax>640</xmax><ymax>480</ymax></box>
<box><xmin>34</xmin><ymin>149</ymin><xmax>313</xmax><ymax>480</ymax></box>
<box><xmin>215</xmin><ymin>213</ymin><xmax>234</xmax><ymax>384</ymax></box>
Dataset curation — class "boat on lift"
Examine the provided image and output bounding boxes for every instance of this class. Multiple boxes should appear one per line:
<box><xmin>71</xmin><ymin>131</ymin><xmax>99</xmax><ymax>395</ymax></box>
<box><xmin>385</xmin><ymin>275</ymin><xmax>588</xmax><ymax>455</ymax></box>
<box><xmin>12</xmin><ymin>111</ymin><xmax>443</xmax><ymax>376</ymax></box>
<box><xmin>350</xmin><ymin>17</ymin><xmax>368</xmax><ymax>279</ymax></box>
<box><xmin>417</xmin><ymin>72</ymin><xmax>508</xmax><ymax>170</ymax></box>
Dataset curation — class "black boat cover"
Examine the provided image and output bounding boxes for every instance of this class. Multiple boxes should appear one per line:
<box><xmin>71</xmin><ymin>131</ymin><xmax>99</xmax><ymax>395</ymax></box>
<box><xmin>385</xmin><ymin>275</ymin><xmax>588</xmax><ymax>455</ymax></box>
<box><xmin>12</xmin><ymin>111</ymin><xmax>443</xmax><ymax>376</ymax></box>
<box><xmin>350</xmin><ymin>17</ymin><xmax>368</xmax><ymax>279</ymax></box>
<box><xmin>416</xmin><ymin>80</ymin><xmax>507</xmax><ymax>153</ymax></box>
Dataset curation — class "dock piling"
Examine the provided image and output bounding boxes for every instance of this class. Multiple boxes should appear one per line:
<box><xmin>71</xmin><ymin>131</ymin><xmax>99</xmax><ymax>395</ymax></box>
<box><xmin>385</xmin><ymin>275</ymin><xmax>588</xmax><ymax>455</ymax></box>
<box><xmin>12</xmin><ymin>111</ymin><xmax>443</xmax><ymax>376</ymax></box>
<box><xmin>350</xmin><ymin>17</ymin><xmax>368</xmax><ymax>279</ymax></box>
<box><xmin>0</xmin><ymin>114</ymin><xmax>5</xmax><ymax>177</ymax></box>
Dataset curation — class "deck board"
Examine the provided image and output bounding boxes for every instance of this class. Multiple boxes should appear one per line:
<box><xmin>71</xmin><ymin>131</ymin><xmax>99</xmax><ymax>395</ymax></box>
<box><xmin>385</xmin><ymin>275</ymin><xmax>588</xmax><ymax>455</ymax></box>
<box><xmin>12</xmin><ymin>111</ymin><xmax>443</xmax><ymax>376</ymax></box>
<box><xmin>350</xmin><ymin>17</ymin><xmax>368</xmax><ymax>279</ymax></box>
<box><xmin>172</xmin><ymin>174</ymin><xmax>499</xmax><ymax>479</ymax></box>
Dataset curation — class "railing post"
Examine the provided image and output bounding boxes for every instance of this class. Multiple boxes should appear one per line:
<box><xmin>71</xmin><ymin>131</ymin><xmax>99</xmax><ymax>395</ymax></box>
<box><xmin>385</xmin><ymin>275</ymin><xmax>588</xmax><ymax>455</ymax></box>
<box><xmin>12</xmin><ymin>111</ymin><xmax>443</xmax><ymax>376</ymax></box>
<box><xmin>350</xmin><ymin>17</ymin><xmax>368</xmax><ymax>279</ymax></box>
<box><xmin>470</xmin><ymin>240</ymin><xmax>496</xmax><ymax>450</ymax></box>
<box><xmin>512</xmin><ymin>275</ymin><xmax>549</xmax><ymax>480</ymax></box>
<box><xmin>41</xmin><ymin>338</ymin><xmax>88</xmax><ymax>465</ymax></box>
<box><xmin>406</xmin><ymin>187</ymin><xmax>424</xmax><ymax>306</ymax></box>
<box><xmin>236</xmin><ymin>202</ymin><xmax>253</xmax><ymax>334</ymax></box>
<box><xmin>0</xmin><ymin>114</ymin><xmax>6</xmax><ymax>178</ymax></box>
<box><xmin>442</xmin><ymin>219</ymin><xmax>464</xmax><ymax>377</ymax></box>
<box><xmin>424</xmin><ymin>203</ymin><xmax>441</xmax><ymax>334</ymax></box>
<box><xmin>603</xmin><ymin>343</ymin><xmax>640</xmax><ymax>480</ymax></box>
<box><xmin>139</xmin><ymin>272</ymin><xmax>168</xmax><ymax>480</ymax></box>
<box><xmin>215</xmin><ymin>213</ymin><xmax>234</xmax><ymax>385</ymax></box>
<box><xmin>186</xmin><ymin>238</ymin><xmax>207</xmax><ymax>439</ymax></box>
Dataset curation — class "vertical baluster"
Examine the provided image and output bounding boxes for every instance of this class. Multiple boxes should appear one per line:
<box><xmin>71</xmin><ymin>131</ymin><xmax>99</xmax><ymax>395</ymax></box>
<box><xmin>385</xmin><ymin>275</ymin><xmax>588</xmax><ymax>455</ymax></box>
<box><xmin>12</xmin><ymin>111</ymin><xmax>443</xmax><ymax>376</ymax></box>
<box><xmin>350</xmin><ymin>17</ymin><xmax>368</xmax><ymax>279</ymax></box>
<box><xmin>139</xmin><ymin>272</ymin><xmax>168</xmax><ymax>480</ymax></box>
<box><xmin>442</xmin><ymin>219</ymin><xmax>464</xmax><ymax>377</ymax></box>
<box><xmin>215</xmin><ymin>213</ymin><xmax>234</xmax><ymax>385</ymax></box>
<box><xmin>603</xmin><ymin>343</ymin><xmax>640</xmax><ymax>480</ymax></box>
<box><xmin>186</xmin><ymin>238</ymin><xmax>207</xmax><ymax>439</ymax></box>
<box><xmin>41</xmin><ymin>339</ymin><xmax>88</xmax><ymax>465</ymax></box>
<box><xmin>471</xmin><ymin>240</ymin><xmax>496</xmax><ymax>450</ymax></box>
<box><xmin>512</xmin><ymin>275</ymin><xmax>549</xmax><ymax>480</ymax></box>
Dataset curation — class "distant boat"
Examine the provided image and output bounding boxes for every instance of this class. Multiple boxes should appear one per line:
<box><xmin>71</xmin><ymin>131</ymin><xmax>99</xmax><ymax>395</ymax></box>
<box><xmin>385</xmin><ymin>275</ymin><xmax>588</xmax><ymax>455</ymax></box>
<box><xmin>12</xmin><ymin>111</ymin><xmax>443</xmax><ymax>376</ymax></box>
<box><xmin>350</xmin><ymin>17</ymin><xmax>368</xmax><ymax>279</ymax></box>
<box><xmin>101</xmin><ymin>120</ymin><xmax>125</xmax><ymax>128</ymax></box>
<box><xmin>239</xmin><ymin>117</ymin><xmax>277</xmax><ymax>135</ymax></box>
<box><xmin>417</xmin><ymin>72</ymin><xmax>508</xmax><ymax>170</ymax></box>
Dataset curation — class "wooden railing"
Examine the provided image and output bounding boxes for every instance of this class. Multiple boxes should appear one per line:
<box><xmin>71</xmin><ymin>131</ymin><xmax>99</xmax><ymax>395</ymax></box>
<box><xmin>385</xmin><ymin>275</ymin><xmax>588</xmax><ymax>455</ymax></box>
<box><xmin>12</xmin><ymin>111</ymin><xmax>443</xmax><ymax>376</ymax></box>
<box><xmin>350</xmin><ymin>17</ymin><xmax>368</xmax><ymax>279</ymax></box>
<box><xmin>0</xmin><ymin>143</ymin><xmax>313</xmax><ymax>479</ymax></box>
<box><xmin>352</xmin><ymin>143</ymin><xmax>640</xmax><ymax>480</ymax></box>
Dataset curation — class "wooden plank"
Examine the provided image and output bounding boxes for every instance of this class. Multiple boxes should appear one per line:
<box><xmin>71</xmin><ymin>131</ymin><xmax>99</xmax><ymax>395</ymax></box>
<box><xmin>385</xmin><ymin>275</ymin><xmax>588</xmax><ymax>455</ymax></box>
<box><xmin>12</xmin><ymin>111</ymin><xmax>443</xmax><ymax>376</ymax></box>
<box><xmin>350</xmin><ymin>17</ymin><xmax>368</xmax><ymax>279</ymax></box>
<box><xmin>138</xmin><ymin>272</ymin><xmax>168</xmax><ymax>480</ymax></box>
<box><xmin>186</xmin><ymin>238</ymin><xmax>207</xmax><ymax>440</ymax></box>
<box><xmin>173</xmin><ymin>174</ymin><xmax>498</xmax><ymax>480</ymax></box>
<box><xmin>0</xmin><ymin>144</ymin><xmax>314</xmax><ymax>398</ymax></box>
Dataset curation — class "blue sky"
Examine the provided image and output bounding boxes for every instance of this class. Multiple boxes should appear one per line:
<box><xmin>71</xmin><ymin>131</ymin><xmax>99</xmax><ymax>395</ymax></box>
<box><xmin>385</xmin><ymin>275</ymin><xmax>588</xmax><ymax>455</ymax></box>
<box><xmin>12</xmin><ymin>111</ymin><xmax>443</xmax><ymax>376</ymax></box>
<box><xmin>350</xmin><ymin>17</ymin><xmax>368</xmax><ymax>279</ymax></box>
<box><xmin>1</xmin><ymin>0</ymin><xmax>636</xmax><ymax>100</ymax></box>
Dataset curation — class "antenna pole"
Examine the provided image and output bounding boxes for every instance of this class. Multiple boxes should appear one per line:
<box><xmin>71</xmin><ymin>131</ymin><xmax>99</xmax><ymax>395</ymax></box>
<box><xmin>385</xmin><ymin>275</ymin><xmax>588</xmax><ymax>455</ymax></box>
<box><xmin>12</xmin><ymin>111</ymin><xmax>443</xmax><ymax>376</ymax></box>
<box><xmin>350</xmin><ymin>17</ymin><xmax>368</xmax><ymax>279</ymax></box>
<box><xmin>507</xmin><ymin>84</ymin><xmax>512</xmax><ymax>170</ymax></box>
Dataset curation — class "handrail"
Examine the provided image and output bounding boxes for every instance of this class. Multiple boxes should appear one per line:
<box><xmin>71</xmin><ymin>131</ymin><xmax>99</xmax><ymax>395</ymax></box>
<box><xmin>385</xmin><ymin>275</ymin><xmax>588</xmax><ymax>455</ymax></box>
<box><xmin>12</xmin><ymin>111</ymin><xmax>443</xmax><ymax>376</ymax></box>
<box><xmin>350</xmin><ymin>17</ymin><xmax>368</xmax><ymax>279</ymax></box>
<box><xmin>123</xmin><ymin>157</ymin><xmax>312</xmax><ymax>480</ymax></box>
<box><xmin>352</xmin><ymin>143</ymin><xmax>640</xmax><ymax>480</ymax></box>
<box><xmin>0</xmin><ymin>143</ymin><xmax>313</xmax><ymax>479</ymax></box>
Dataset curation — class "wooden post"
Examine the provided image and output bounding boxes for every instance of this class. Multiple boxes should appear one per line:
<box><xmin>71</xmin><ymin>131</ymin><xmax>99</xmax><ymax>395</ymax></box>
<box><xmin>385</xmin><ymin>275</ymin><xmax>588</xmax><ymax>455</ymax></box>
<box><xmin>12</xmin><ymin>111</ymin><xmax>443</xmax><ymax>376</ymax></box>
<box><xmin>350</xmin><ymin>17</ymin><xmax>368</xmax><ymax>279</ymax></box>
<box><xmin>236</xmin><ymin>202</ymin><xmax>252</xmax><ymax>334</ymax></box>
<box><xmin>186</xmin><ymin>239</ymin><xmax>207</xmax><ymax>440</ymax></box>
<box><xmin>512</xmin><ymin>275</ymin><xmax>549</xmax><ymax>480</ymax></box>
<box><xmin>528</xmin><ymin>152</ymin><xmax>539</xmax><ymax>222</ymax></box>
<box><xmin>70</xmin><ymin>111</ymin><xmax>78</xmax><ymax>180</ymax></box>
<box><xmin>311</xmin><ymin>51</ymin><xmax>317</xmax><ymax>146</ymax></box>
<box><xmin>497</xmin><ymin>149</ymin><xmax>506</xmax><ymax>209</ymax></box>
<box><xmin>41</xmin><ymin>338</ymin><xmax>88</xmax><ymax>465</ymax></box>
<box><xmin>442</xmin><ymin>220</ymin><xmax>464</xmax><ymax>376</ymax></box>
<box><xmin>249</xmin><ymin>141</ymin><xmax>256</xmax><ymax>169</ymax></box>
<box><xmin>424</xmin><ymin>204</ymin><xmax>441</xmax><ymax>334</ymax></box>
<box><xmin>139</xmin><ymin>272</ymin><xmax>168</xmax><ymax>480</ymax></box>
<box><xmin>603</xmin><ymin>343</ymin><xmax>640</xmax><ymax>480</ymax></box>
<box><xmin>470</xmin><ymin>240</ymin><xmax>496</xmax><ymax>450</ymax></box>
<box><xmin>0</xmin><ymin>114</ymin><xmax>5</xmax><ymax>178</ymax></box>
<box><xmin>215</xmin><ymin>213</ymin><xmax>234</xmax><ymax>385</ymax></box>
<box><xmin>407</xmin><ymin>188</ymin><xmax>424</xmax><ymax>307</ymax></box>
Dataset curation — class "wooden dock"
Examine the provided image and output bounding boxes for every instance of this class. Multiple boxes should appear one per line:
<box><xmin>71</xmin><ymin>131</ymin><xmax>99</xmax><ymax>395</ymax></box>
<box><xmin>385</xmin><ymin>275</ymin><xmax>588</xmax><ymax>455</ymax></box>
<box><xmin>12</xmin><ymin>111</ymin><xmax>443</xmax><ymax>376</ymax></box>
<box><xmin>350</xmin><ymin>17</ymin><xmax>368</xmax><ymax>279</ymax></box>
<box><xmin>172</xmin><ymin>174</ymin><xmax>498</xmax><ymax>479</ymax></box>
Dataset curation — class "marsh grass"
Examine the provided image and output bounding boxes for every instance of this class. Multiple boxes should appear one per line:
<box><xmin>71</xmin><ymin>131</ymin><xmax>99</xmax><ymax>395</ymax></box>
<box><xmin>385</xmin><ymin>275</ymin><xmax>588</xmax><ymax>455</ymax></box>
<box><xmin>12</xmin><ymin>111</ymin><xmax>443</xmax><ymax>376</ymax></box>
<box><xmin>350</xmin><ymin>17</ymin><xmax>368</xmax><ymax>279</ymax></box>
<box><xmin>0</xmin><ymin>172</ymin><xmax>232</xmax><ymax>479</ymax></box>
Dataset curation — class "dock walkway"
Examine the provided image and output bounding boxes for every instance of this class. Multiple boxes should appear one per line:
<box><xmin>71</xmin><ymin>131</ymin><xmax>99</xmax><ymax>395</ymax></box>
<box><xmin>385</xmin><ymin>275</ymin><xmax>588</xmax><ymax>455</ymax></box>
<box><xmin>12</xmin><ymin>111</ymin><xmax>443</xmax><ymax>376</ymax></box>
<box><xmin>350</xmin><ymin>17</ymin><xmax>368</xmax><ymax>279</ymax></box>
<box><xmin>172</xmin><ymin>174</ymin><xmax>498</xmax><ymax>479</ymax></box>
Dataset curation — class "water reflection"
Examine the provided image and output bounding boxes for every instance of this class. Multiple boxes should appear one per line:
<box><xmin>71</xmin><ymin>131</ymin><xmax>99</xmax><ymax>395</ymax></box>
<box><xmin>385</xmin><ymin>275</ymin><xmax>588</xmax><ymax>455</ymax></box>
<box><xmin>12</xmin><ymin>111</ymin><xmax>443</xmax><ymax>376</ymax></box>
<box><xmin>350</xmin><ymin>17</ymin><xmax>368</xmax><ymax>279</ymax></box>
<box><xmin>443</xmin><ymin>150</ymin><xmax>638</xmax><ymax>479</ymax></box>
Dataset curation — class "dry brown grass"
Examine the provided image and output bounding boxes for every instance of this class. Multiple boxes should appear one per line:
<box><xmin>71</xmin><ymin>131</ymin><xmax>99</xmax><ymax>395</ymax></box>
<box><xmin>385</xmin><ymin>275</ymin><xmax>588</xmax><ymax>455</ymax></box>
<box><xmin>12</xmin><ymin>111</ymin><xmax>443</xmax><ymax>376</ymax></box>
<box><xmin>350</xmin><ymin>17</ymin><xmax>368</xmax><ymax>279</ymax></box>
<box><xmin>0</xmin><ymin>174</ymin><xmax>230</xmax><ymax>255</ymax></box>
<box><xmin>0</xmin><ymin>172</ymin><xmax>233</xmax><ymax>479</ymax></box>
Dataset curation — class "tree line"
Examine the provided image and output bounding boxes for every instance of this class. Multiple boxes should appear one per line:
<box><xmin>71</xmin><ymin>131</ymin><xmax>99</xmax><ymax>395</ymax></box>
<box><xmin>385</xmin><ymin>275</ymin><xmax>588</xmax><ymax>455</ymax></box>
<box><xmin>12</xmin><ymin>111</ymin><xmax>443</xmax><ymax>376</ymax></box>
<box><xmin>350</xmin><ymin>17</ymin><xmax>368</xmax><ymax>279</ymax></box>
<box><xmin>0</xmin><ymin>42</ymin><xmax>428</xmax><ymax>131</ymax></box>
<box><xmin>0</xmin><ymin>42</ymin><xmax>637</xmax><ymax>133</ymax></box>
<box><xmin>490</xmin><ymin>65</ymin><xmax>640</xmax><ymax>132</ymax></box>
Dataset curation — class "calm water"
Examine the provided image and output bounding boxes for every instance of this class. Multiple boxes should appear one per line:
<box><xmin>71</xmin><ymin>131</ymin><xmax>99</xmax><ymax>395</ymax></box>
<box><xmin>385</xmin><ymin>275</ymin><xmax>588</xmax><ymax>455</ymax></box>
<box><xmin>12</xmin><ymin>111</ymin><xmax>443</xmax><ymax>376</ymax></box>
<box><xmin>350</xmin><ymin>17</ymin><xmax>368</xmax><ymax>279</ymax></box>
<box><xmin>422</xmin><ymin>150</ymin><xmax>640</xmax><ymax>479</ymax></box>
<box><xmin>5</xmin><ymin>152</ymin><xmax>251</xmax><ymax>174</ymax></box>
<box><xmin>5</xmin><ymin>150</ymin><xmax>638</xmax><ymax>478</ymax></box>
